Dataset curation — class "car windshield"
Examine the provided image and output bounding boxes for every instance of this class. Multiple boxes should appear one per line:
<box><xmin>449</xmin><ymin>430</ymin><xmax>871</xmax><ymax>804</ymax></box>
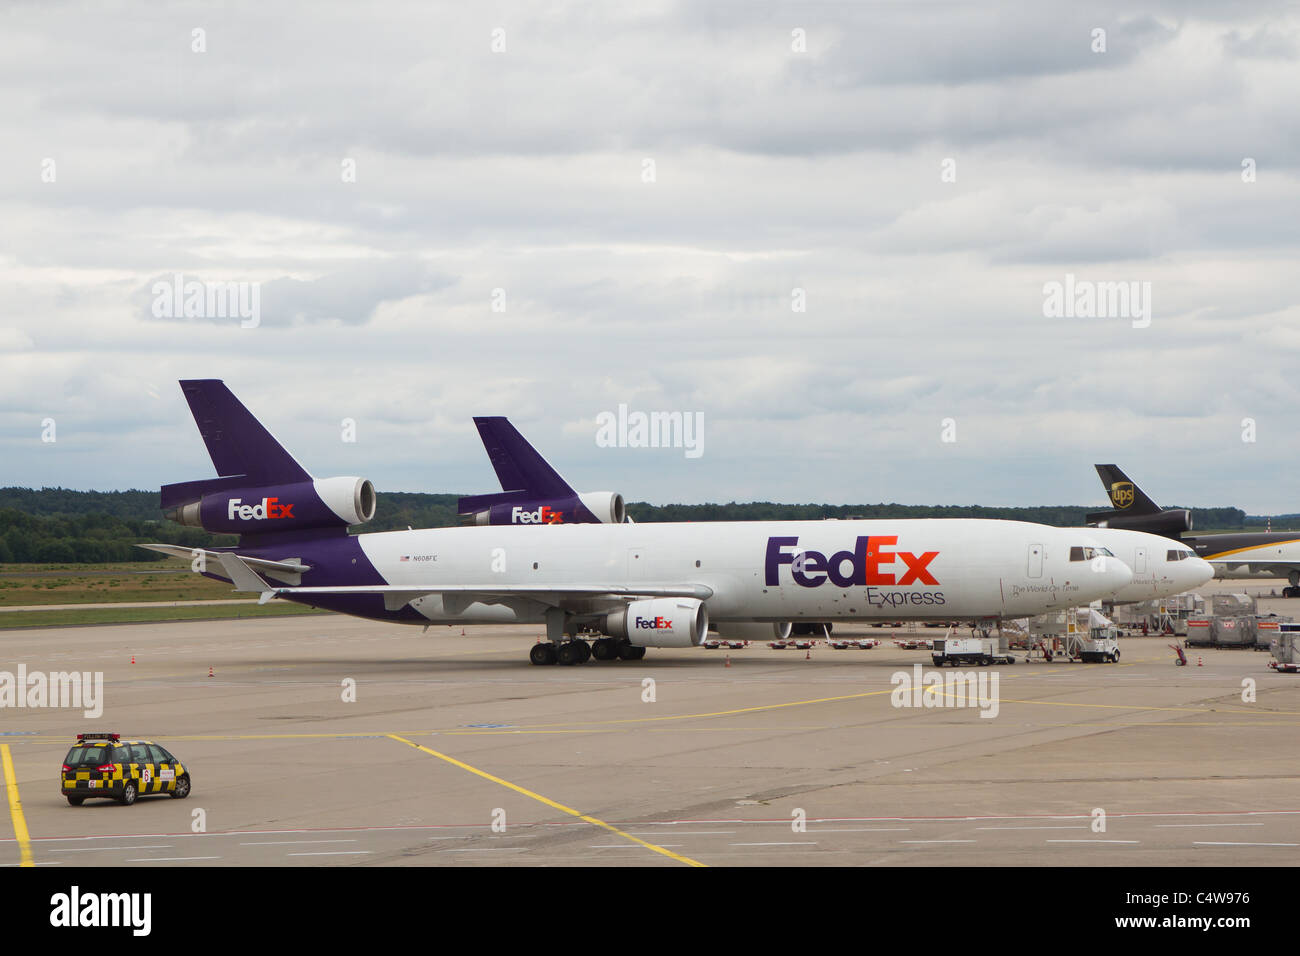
<box><xmin>64</xmin><ymin>745</ymin><xmax>110</xmax><ymax>767</ymax></box>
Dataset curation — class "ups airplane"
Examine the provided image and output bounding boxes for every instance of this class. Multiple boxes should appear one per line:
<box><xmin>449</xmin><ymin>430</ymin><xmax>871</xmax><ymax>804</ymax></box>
<box><xmin>141</xmin><ymin>381</ymin><xmax>1133</xmax><ymax>665</ymax></box>
<box><xmin>1089</xmin><ymin>464</ymin><xmax>1300</xmax><ymax>596</ymax></box>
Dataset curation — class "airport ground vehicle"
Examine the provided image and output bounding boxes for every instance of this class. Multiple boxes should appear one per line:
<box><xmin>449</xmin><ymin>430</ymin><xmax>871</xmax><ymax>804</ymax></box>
<box><xmin>1077</xmin><ymin>624</ymin><xmax>1121</xmax><ymax>663</ymax></box>
<box><xmin>931</xmin><ymin>636</ymin><xmax>1015</xmax><ymax>666</ymax></box>
<box><xmin>60</xmin><ymin>733</ymin><xmax>191</xmax><ymax>806</ymax></box>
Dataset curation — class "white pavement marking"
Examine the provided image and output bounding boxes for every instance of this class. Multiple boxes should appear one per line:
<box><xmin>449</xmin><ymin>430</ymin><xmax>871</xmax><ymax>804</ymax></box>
<box><xmin>977</xmin><ymin>826</ymin><xmax>1088</xmax><ymax>831</ymax></box>
<box><xmin>441</xmin><ymin>848</ymin><xmax>528</xmax><ymax>853</ymax></box>
<box><xmin>239</xmin><ymin>839</ymin><xmax>359</xmax><ymax>846</ymax></box>
<box><xmin>1194</xmin><ymin>841</ymin><xmax>1299</xmax><ymax>847</ymax></box>
<box><xmin>590</xmin><ymin>844</ymin><xmax>684</xmax><ymax>849</ymax></box>
<box><xmin>809</xmin><ymin>827</ymin><xmax>912</xmax><ymax>833</ymax></box>
<box><xmin>127</xmin><ymin>856</ymin><xmax>221</xmax><ymax>862</ymax></box>
<box><xmin>286</xmin><ymin>851</ymin><xmax>373</xmax><ymax>856</ymax></box>
<box><xmin>730</xmin><ymin>842</ymin><xmax>817</xmax><ymax>846</ymax></box>
<box><xmin>1155</xmin><ymin>823</ymin><xmax>1265</xmax><ymax>828</ymax></box>
<box><xmin>1046</xmin><ymin>840</ymin><xmax>1139</xmax><ymax>844</ymax></box>
<box><xmin>901</xmin><ymin>840</ymin><xmax>976</xmax><ymax>844</ymax></box>
<box><xmin>51</xmin><ymin>845</ymin><xmax>174</xmax><ymax>852</ymax></box>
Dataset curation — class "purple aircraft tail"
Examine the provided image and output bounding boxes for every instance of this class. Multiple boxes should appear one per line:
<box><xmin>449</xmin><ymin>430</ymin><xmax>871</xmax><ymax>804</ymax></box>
<box><xmin>159</xmin><ymin>380</ymin><xmax>375</xmax><ymax>539</ymax></box>
<box><xmin>472</xmin><ymin>416</ymin><xmax>575</xmax><ymax>498</ymax></box>
<box><xmin>458</xmin><ymin>417</ymin><xmax>625</xmax><ymax>525</ymax></box>
<box><xmin>160</xmin><ymin>380</ymin><xmax>312</xmax><ymax>511</ymax></box>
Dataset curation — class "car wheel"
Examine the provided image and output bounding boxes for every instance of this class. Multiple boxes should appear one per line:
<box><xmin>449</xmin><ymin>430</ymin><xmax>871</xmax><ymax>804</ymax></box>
<box><xmin>66</xmin><ymin>795</ymin><xmax>85</xmax><ymax>806</ymax></box>
<box><xmin>119</xmin><ymin>780</ymin><xmax>138</xmax><ymax>806</ymax></box>
<box><xmin>171</xmin><ymin>774</ymin><xmax>191</xmax><ymax>799</ymax></box>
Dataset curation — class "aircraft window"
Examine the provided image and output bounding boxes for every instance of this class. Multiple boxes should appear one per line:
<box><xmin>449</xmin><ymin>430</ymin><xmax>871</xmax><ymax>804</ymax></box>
<box><xmin>1069</xmin><ymin>546</ymin><xmax>1108</xmax><ymax>562</ymax></box>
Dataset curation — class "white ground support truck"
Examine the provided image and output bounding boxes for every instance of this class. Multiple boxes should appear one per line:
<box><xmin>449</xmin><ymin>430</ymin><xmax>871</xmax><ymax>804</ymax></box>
<box><xmin>931</xmin><ymin>634</ymin><xmax>1016</xmax><ymax>666</ymax></box>
<box><xmin>1077</xmin><ymin>624</ymin><xmax>1122</xmax><ymax>663</ymax></box>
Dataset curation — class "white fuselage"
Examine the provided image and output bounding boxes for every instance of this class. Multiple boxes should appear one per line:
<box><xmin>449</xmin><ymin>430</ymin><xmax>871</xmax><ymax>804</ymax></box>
<box><xmin>348</xmin><ymin>518</ymin><xmax>1132</xmax><ymax>626</ymax></box>
<box><xmin>1083</xmin><ymin>528</ymin><xmax>1214</xmax><ymax>603</ymax></box>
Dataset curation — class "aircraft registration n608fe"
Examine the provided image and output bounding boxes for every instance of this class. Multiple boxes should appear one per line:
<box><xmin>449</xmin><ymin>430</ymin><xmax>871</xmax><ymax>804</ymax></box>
<box><xmin>143</xmin><ymin>381</ymin><xmax>1133</xmax><ymax>665</ymax></box>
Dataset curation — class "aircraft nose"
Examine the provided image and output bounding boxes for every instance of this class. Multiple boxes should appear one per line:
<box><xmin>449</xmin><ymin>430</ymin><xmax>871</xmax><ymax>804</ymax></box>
<box><xmin>1095</xmin><ymin>556</ymin><xmax>1133</xmax><ymax>595</ymax></box>
<box><xmin>1186</xmin><ymin>556</ymin><xmax>1214</xmax><ymax>589</ymax></box>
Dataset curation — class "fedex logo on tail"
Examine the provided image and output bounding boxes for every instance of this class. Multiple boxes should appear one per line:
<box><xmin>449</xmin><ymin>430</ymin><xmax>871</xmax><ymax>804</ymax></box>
<box><xmin>511</xmin><ymin>505</ymin><xmax>564</xmax><ymax>524</ymax></box>
<box><xmin>227</xmin><ymin>497</ymin><xmax>295</xmax><ymax>521</ymax></box>
<box><xmin>765</xmin><ymin>536</ymin><xmax>939</xmax><ymax>587</ymax></box>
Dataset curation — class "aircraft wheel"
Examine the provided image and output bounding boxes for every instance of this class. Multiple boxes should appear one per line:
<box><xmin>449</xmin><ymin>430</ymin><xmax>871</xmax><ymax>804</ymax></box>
<box><xmin>556</xmin><ymin>642</ymin><xmax>581</xmax><ymax>665</ymax></box>
<box><xmin>573</xmin><ymin>640</ymin><xmax>591</xmax><ymax>664</ymax></box>
<box><xmin>617</xmin><ymin>643</ymin><xmax>644</xmax><ymax>661</ymax></box>
<box><xmin>592</xmin><ymin>639</ymin><xmax>616</xmax><ymax>661</ymax></box>
<box><xmin>530</xmin><ymin>643</ymin><xmax>557</xmax><ymax>666</ymax></box>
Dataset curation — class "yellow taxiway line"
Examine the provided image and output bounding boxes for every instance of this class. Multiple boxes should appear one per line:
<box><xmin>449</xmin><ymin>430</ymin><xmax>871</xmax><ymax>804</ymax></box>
<box><xmin>0</xmin><ymin>745</ymin><xmax>33</xmax><ymax>867</ymax></box>
<box><xmin>385</xmin><ymin>733</ymin><xmax>706</xmax><ymax>867</ymax></box>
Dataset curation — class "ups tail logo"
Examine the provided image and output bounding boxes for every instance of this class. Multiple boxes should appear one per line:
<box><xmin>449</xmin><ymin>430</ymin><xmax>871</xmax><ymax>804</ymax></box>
<box><xmin>1110</xmin><ymin>481</ymin><xmax>1135</xmax><ymax>509</ymax></box>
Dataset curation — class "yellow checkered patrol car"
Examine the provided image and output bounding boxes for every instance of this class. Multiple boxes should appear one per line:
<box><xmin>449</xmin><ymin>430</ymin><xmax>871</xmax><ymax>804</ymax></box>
<box><xmin>61</xmin><ymin>733</ymin><xmax>192</xmax><ymax>806</ymax></box>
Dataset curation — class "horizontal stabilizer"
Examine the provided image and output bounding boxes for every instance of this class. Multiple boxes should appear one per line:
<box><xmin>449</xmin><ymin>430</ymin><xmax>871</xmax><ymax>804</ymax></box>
<box><xmin>218</xmin><ymin>553</ymin><xmax>274</xmax><ymax>599</ymax></box>
<box><xmin>135</xmin><ymin>544</ymin><xmax>309</xmax><ymax>586</ymax></box>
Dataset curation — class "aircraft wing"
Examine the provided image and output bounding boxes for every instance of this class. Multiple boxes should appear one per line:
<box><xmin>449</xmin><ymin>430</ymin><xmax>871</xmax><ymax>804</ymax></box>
<box><xmin>269</xmin><ymin>582</ymin><xmax>715</xmax><ymax>612</ymax></box>
<box><xmin>212</xmin><ymin>552</ymin><xmax>713</xmax><ymax>611</ymax></box>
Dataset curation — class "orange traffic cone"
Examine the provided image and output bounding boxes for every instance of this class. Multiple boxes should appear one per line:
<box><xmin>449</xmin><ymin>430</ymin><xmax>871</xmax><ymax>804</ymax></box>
<box><xmin>724</xmin><ymin>655</ymin><xmax>731</xmax><ymax>668</ymax></box>
<box><xmin>208</xmin><ymin>665</ymin><xmax>214</xmax><ymax>678</ymax></box>
<box><xmin>130</xmin><ymin>655</ymin><xmax>135</xmax><ymax>665</ymax></box>
<box><xmin>1197</xmin><ymin>656</ymin><xmax>1203</xmax><ymax>667</ymax></box>
<box><xmin>805</xmin><ymin>649</ymin><xmax>811</xmax><ymax>660</ymax></box>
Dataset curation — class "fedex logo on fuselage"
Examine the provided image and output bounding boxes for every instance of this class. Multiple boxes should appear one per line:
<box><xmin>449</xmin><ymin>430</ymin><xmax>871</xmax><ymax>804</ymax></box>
<box><xmin>512</xmin><ymin>506</ymin><xmax>564</xmax><ymax>524</ymax></box>
<box><xmin>635</xmin><ymin>615</ymin><xmax>672</xmax><ymax>629</ymax></box>
<box><xmin>227</xmin><ymin>497</ymin><xmax>294</xmax><ymax>521</ymax></box>
<box><xmin>765</xmin><ymin>536</ymin><xmax>939</xmax><ymax>588</ymax></box>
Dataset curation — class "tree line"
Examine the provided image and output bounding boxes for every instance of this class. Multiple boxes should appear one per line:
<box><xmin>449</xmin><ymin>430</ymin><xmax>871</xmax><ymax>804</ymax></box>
<box><xmin>0</xmin><ymin>486</ymin><xmax>1255</xmax><ymax>565</ymax></box>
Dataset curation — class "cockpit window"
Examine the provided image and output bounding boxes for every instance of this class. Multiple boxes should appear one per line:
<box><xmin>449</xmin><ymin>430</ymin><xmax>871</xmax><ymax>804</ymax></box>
<box><xmin>1069</xmin><ymin>546</ymin><xmax>1112</xmax><ymax>562</ymax></box>
<box><xmin>1165</xmin><ymin>549</ymin><xmax>1194</xmax><ymax>561</ymax></box>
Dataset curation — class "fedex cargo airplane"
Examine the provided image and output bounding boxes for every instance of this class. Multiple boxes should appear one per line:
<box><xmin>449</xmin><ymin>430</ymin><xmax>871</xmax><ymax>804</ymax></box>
<box><xmin>1089</xmin><ymin>464</ymin><xmax>1300</xmax><ymax>595</ymax></box>
<box><xmin>459</xmin><ymin>417</ymin><xmax>1209</xmax><ymax>615</ymax></box>
<box><xmin>457</xmin><ymin>416</ymin><xmax>628</xmax><ymax>526</ymax></box>
<box><xmin>141</xmin><ymin>381</ymin><xmax>1134</xmax><ymax>665</ymax></box>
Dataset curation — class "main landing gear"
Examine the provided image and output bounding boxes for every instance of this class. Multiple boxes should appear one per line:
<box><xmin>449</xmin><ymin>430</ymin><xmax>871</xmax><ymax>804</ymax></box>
<box><xmin>529</xmin><ymin>606</ymin><xmax>646</xmax><ymax>665</ymax></box>
<box><xmin>529</xmin><ymin>638</ymin><xmax>645</xmax><ymax>666</ymax></box>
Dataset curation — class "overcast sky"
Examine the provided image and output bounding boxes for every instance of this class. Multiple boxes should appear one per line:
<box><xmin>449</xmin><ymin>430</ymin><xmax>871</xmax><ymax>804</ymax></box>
<box><xmin>2</xmin><ymin>1</ymin><xmax>1298</xmax><ymax>514</ymax></box>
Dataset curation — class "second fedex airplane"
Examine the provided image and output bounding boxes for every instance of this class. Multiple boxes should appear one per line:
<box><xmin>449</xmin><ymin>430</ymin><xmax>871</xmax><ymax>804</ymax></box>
<box><xmin>457</xmin><ymin>417</ymin><xmax>1211</xmax><ymax>609</ymax></box>
<box><xmin>143</xmin><ymin>381</ymin><xmax>1133</xmax><ymax>665</ymax></box>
